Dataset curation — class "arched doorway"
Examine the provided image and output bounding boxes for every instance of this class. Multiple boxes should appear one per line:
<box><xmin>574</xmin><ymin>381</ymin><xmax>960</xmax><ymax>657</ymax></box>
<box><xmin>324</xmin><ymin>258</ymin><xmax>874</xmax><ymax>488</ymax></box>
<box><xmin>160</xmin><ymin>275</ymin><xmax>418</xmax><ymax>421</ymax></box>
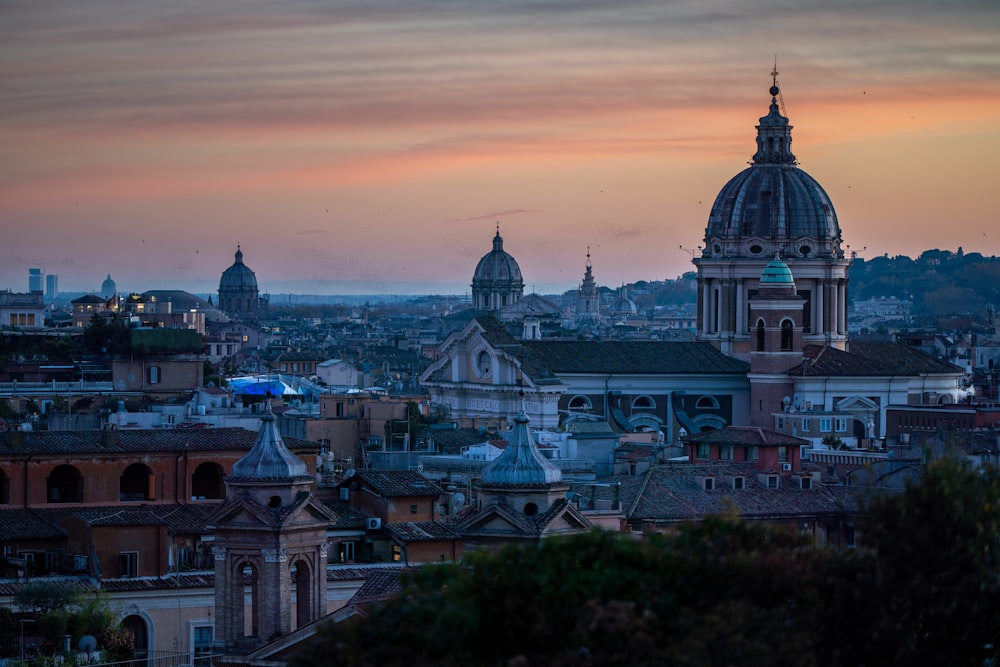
<box><xmin>121</xmin><ymin>614</ymin><xmax>149</xmax><ymax>659</ymax></box>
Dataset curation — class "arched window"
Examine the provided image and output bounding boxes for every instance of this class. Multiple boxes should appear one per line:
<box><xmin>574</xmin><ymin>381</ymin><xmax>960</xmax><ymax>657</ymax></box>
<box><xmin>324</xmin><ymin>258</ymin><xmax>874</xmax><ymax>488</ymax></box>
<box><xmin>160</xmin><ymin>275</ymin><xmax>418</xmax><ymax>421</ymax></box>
<box><xmin>780</xmin><ymin>319</ymin><xmax>794</xmax><ymax>351</ymax></box>
<box><xmin>568</xmin><ymin>395</ymin><xmax>592</xmax><ymax>411</ymax></box>
<box><xmin>47</xmin><ymin>464</ymin><xmax>83</xmax><ymax>503</ymax></box>
<box><xmin>695</xmin><ymin>395</ymin><xmax>720</xmax><ymax>410</ymax></box>
<box><xmin>120</xmin><ymin>463</ymin><xmax>154</xmax><ymax>501</ymax></box>
<box><xmin>756</xmin><ymin>319</ymin><xmax>765</xmax><ymax>352</ymax></box>
<box><xmin>293</xmin><ymin>558</ymin><xmax>313</xmax><ymax>630</ymax></box>
<box><xmin>631</xmin><ymin>395</ymin><xmax>655</xmax><ymax>410</ymax></box>
<box><xmin>121</xmin><ymin>615</ymin><xmax>149</xmax><ymax>659</ymax></box>
<box><xmin>191</xmin><ymin>462</ymin><xmax>225</xmax><ymax>500</ymax></box>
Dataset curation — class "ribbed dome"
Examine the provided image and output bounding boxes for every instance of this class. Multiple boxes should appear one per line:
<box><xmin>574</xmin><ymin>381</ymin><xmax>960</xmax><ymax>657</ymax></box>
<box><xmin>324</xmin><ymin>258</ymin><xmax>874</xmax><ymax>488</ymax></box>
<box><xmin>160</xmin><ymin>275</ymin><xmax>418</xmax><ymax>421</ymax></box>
<box><xmin>760</xmin><ymin>255</ymin><xmax>795</xmax><ymax>285</ymax></box>
<box><xmin>219</xmin><ymin>246</ymin><xmax>258</xmax><ymax>290</ymax></box>
<box><xmin>473</xmin><ymin>230</ymin><xmax>523</xmax><ymax>285</ymax></box>
<box><xmin>481</xmin><ymin>413</ymin><xmax>561</xmax><ymax>487</ymax></box>
<box><xmin>703</xmin><ymin>83</ymin><xmax>842</xmax><ymax>260</ymax></box>
<box><xmin>101</xmin><ymin>274</ymin><xmax>117</xmax><ymax>299</ymax></box>
<box><xmin>611</xmin><ymin>285</ymin><xmax>637</xmax><ymax>314</ymax></box>
<box><xmin>230</xmin><ymin>408</ymin><xmax>309</xmax><ymax>482</ymax></box>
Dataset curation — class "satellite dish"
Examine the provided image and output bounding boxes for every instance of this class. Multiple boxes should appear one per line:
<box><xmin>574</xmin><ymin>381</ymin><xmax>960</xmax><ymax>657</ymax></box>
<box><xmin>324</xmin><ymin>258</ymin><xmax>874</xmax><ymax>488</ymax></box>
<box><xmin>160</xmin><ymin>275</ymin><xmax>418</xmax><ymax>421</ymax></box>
<box><xmin>450</xmin><ymin>492</ymin><xmax>466</xmax><ymax>513</ymax></box>
<box><xmin>782</xmin><ymin>396</ymin><xmax>791</xmax><ymax>405</ymax></box>
<box><xmin>79</xmin><ymin>636</ymin><xmax>97</xmax><ymax>654</ymax></box>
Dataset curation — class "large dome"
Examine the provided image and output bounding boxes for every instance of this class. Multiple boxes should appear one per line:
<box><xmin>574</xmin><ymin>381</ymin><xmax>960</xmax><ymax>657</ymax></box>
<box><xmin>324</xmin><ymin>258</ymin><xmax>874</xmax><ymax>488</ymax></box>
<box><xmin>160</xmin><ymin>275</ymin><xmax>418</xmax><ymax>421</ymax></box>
<box><xmin>473</xmin><ymin>229</ymin><xmax>523</xmax><ymax>285</ymax></box>
<box><xmin>703</xmin><ymin>84</ymin><xmax>842</xmax><ymax>261</ymax></box>
<box><xmin>219</xmin><ymin>246</ymin><xmax>258</xmax><ymax>290</ymax></box>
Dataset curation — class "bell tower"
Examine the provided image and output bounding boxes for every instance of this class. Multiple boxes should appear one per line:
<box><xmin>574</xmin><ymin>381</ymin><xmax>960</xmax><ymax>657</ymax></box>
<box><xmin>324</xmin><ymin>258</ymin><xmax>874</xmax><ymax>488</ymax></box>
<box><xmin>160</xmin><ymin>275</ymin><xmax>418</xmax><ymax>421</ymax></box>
<box><xmin>207</xmin><ymin>405</ymin><xmax>336</xmax><ymax>656</ymax></box>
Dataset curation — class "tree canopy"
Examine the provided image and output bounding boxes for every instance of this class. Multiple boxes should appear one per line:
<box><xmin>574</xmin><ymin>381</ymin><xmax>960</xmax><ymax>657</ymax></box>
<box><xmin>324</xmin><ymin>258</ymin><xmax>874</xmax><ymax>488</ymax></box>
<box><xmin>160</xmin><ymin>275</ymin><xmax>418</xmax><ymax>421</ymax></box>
<box><xmin>293</xmin><ymin>459</ymin><xmax>1000</xmax><ymax>667</ymax></box>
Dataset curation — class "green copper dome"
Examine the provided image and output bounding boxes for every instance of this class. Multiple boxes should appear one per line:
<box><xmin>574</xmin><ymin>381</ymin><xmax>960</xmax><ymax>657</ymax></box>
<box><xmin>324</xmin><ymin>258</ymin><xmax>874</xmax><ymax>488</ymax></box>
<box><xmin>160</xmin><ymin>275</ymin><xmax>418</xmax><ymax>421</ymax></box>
<box><xmin>760</xmin><ymin>255</ymin><xmax>795</xmax><ymax>285</ymax></box>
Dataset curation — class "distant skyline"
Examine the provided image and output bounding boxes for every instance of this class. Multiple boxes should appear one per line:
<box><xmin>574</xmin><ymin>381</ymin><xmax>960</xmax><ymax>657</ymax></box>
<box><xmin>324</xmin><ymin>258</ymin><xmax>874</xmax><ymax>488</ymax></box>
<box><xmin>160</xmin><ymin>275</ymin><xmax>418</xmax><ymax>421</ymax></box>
<box><xmin>2</xmin><ymin>1</ymin><xmax>999</xmax><ymax>296</ymax></box>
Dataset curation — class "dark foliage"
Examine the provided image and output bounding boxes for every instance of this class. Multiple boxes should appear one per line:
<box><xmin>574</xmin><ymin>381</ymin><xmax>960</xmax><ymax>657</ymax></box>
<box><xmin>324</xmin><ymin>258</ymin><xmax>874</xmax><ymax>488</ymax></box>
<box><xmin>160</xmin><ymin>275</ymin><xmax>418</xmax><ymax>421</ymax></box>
<box><xmin>292</xmin><ymin>460</ymin><xmax>1000</xmax><ymax>667</ymax></box>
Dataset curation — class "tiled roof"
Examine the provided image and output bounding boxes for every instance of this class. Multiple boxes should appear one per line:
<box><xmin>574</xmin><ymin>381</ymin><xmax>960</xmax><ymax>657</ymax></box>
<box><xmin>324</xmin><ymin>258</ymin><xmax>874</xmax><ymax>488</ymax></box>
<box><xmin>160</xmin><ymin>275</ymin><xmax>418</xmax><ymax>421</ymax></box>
<box><xmin>522</xmin><ymin>340</ymin><xmax>750</xmax><ymax>375</ymax></box>
<box><xmin>29</xmin><ymin>503</ymin><xmax>217</xmax><ymax>535</ymax></box>
<box><xmin>317</xmin><ymin>499</ymin><xmax>371</xmax><ymax>529</ymax></box>
<box><xmin>0</xmin><ymin>508</ymin><xmax>68</xmax><ymax>540</ymax></box>
<box><xmin>626</xmin><ymin>463</ymin><xmax>863</xmax><ymax>523</ymax></box>
<box><xmin>425</xmin><ymin>428</ymin><xmax>490</xmax><ymax>455</ymax></box>
<box><xmin>100</xmin><ymin>572</ymin><xmax>215</xmax><ymax>591</ymax></box>
<box><xmin>681</xmin><ymin>426</ymin><xmax>810</xmax><ymax>447</ymax></box>
<box><xmin>0</xmin><ymin>428</ymin><xmax>317</xmax><ymax>456</ymax></box>
<box><xmin>387</xmin><ymin>521</ymin><xmax>460</xmax><ymax>542</ymax></box>
<box><xmin>787</xmin><ymin>343</ymin><xmax>963</xmax><ymax>377</ymax></box>
<box><xmin>350</xmin><ymin>470</ymin><xmax>445</xmax><ymax>497</ymax></box>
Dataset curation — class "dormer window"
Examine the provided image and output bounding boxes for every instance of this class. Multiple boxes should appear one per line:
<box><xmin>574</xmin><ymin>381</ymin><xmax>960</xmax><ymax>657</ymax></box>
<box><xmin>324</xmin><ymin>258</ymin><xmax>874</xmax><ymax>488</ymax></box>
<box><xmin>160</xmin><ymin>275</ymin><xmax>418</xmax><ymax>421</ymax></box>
<box><xmin>476</xmin><ymin>350</ymin><xmax>492</xmax><ymax>377</ymax></box>
<box><xmin>703</xmin><ymin>477</ymin><xmax>715</xmax><ymax>491</ymax></box>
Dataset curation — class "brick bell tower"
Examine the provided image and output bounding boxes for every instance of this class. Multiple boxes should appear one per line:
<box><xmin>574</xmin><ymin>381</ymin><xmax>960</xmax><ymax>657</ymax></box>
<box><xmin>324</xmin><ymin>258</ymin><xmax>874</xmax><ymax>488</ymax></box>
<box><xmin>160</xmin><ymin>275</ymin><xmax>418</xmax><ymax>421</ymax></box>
<box><xmin>748</xmin><ymin>255</ymin><xmax>805</xmax><ymax>427</ymax></box>
<box><xmin>207</xmin><ymin>404</ymin><xmax>336</xmax><ymax>656</ymax></box>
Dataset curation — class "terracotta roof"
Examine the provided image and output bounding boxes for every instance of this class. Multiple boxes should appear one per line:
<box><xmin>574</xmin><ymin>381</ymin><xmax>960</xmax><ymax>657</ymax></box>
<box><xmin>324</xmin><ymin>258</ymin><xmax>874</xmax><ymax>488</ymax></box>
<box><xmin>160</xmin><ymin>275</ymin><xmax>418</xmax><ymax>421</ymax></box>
<box><xmin>350</xmin><ymin>470</ymin><xmax>445</xmax><ymax>497</ymax></box>
<box><xmin>387</xmin><ymin>521</ymin><xmax>460</xmax><ymax>542</ymax></box>
<box><xmin>0</xmin><ymin>508</ymin><xmax>68</xmax><ymax>540</ymax></box>
<box><xmin>787</xmin><ymin>343</ymin><xmax>963</xmax><ymax>377</ymax></box>
<box><xmin>0</xmin><ymin>428</ymin><xmax>317</xmax><ymax>456</ymax></box>
<box><xmin>522</xmin><ymin>340</ymin><xmax>750</xmax><ymax>375</ymax></box>
<box><xmin>681</xmin><ymin>426</ymin><xmax>810</xmax><ymax>447</ymax></box>
<box><xmin>100</xmin><ymin>572</ymin><xmax>215</xmax><ymax>591</ymax></box>
<box><xmin>29</xmin><ymin>503</ymin><xmax>217</xmax><ymax>535</ymax></box>
<box><xmin>626</xmin><ymin>463</ymin><xmax>865</xmax><ymax>524</ymax></box>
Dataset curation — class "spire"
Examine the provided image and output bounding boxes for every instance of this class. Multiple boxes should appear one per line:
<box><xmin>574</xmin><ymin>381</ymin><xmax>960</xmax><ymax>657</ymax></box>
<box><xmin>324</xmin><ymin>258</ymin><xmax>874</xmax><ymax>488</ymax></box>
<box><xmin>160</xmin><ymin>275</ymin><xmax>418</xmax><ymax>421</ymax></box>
<box><xmin>480</xmin><ymin>412</ymin><xmax>562</xmax><ymax>486</ymax></box>
<box><xmin>230</xmin><ymin>402</ymin><xmax>309</xmax><ymax>481</ymax></box>
<box><xmin>752</xmin><ymin>64</ymin><xmax>796</xmax><ymax>166</ymax></box>
<box><xmin>492</xmin><ymin>223</ymin><xmax>504</xmax><ymax>252</ymax></box>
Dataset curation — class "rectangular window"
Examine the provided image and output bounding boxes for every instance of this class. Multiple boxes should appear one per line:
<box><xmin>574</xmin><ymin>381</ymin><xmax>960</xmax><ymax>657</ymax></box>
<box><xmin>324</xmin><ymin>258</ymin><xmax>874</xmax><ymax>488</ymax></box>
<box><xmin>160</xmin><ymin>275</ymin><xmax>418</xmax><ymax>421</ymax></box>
<box><xmin>720</xmin><ymin>445</ymin><xmax>734</xmax><ymax>461</ymax></box>
<box><xmin>776</xmin><ymin>417</ymin><xmax>784</xmax><ymax>430</ymax></box>
<box><xmin>835</xmin><ymin>418</ymin><xmax>847</xmax><ymax>432</ymax></box>
<box><xmin>410</xmin><ymin>504</ymin><xmax>418</xmax><ymax>515</ymax></box>
<box><xmin>801</xmin><ymin>418</ymin><xmax>810</xmax><ymax>432</ymax></box>
<box><xmin>148</xmin><ymin>366</ymin><xmax>160</xmax><ymax>384</ymax></box>
<box><xmin>338</xmin><ymin>541</ymin><xmax>355</xmax><ymax>563</ymax></box>
<box><xmin>767</xmin><ymin>475</ymin><xmax>779</xmax><ymax>489</ymax></box>
<box><xmin>192</xmin><ymin>624</ymin><xmax>214</xmax><ymax>667</ymax></box>
<box><xmin>336</xmin><ymin>402</ymin><xmax>345</xmax><ymax>417</ymax></box>
<box><xmin>733</xmin><ymin>476</ymin><xmax>745</xmax><ymax>490</ymax></box>
<box><xmin>392</xmin><ymin>544</ymin><xmax>402</xmax><ymax>562</ymax></box>
<box><xmin>696</xmin><ymin>443</ymin><xmax>710</xmax><ymax>459</ymax></box>
<box><xmin>778</xmin><ymin>446</ymin><xmax>789</xmax><ymax>463</ymax></box>
<box><xmin>820</xmin><ymin>418</ymin><xmax>832</xmax><ymax>432</ymax></box>
<box><xmin>703</xmin><ymin>478</ymin><xmax>715</xmax><ymax>491</ymax></box>
<box><xmin>748</xmin><ymin>446</ymin><xmax>759</xmax><ymax>462</ymax></box>
<box><xmin>801</xmin><ymin>476</ymin><xmax>812</xmax><ymax>490</ymax></box>
<box><xmin>120</xmin><ymin>551</ymin><xmax>138</xmax><ymax>577</ymax></box>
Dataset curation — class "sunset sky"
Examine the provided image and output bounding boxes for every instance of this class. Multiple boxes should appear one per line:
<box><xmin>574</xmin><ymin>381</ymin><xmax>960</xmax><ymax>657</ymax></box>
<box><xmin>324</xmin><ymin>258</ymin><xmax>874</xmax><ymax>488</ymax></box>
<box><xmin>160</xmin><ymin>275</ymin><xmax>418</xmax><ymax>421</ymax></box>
<box><xmin>2</xmin><ymin>1</ymin><xmax>998</xmax><ymax>296</ymax></box>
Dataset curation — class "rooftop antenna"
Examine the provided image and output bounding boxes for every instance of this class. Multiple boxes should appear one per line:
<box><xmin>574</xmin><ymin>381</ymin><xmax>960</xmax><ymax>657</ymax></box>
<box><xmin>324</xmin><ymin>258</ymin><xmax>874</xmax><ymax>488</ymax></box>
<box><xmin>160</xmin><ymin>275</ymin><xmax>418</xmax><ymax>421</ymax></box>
<box><xmin>771</xmin><ymin>55</ymin><xmax>787</xmax><ymax>116</ymax></box>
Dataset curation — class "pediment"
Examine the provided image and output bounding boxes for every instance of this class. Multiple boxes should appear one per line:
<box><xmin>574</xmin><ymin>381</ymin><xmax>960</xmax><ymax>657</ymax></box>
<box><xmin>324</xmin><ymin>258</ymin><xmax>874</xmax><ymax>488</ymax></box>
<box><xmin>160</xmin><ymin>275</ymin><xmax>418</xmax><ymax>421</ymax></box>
<box><xmin>457</xmin><ymin>505</ymin><xmax>538</xmax><ymax>536</ymax></box>
<box><xmin>835</xmin><ymin>395</ymin><xmax>880</xmax><ymax>411</ymax></box>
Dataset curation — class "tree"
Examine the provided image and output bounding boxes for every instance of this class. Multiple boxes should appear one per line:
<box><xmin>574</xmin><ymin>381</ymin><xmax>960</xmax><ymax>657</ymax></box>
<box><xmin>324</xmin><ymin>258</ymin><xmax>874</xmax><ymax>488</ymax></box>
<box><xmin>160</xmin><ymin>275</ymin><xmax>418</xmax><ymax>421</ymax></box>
<box><xmin>292</xmin><ymin>459</ymin><xmax>1000</xmax><ymax>667</ymax></box>
<box><xmin>851</xmin><ymin>459</ymin><xmax>1000</xmax><ymax>666</ymax></box>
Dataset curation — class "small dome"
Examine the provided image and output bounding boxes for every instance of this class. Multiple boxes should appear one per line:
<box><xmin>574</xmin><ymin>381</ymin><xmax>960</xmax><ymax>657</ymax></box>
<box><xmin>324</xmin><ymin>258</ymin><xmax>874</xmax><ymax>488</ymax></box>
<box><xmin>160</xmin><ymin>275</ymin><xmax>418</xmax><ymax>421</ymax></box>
<box><xmin>230</xmin><ymin>408</ymin><xmax>309</xmax><ymax>481</ymax></box>
<box><xmin>101</xmin><ymin>274</ymin><xmax>117</xmax><ymax>299</ymax></box>
<box><xmin>473</xmin><ymin>230</ymin><xmax>523</xmax><ymax>285</ymax></box>
<box><xmin>481</xmin><ymin>413</ymin><xmax>561</xmax><ymax>487</ymax></box>
<box><xmin>219</xmin><ymin>246</ymin><xmax>258</xmax><ymax>290</ymax></box>
<box><xmin>760</xmin><ymin>255</ymin><xmax>795</xmax><ymax>285</ymax></box>
<box><xmin>611</xmin><ymin>285</ymin><xmax>637</xmax><ymax>314</ymax></box>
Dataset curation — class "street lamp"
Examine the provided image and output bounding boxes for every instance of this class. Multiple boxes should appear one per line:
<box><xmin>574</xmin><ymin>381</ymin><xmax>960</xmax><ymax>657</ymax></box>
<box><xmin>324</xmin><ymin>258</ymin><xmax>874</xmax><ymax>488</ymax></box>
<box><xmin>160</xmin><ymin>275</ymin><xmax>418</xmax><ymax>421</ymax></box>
<box><xmin>20</xmin><ymin>618</ymin><xmax>36</xmax><ymax>663</ymax></box>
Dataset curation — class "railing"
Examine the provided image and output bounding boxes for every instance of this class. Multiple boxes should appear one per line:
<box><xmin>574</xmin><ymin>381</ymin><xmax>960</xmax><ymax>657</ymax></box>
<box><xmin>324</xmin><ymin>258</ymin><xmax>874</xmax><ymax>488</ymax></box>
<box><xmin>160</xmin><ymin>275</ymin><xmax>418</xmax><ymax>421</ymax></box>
<box><xmin>7</xmin><ymin>650</ymin><xmax>215</xmax><ymax>667</ymax></box>
<box><xmin>0</xmin><ymin>380</ymin><xmax>115</xmax><ymax>393</ymax></box>
<box><xmin>806</xmin><ymin>448</ymin><xmax>890</xmax><ymax>466</ymax></box>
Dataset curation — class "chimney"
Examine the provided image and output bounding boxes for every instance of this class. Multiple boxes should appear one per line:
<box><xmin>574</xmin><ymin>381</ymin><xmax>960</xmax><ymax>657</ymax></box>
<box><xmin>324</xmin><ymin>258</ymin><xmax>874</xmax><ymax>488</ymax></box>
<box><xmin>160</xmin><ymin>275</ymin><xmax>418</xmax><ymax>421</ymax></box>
<box><xmin>102</xmin><ymin>423</ymin><xmax>119</xmax><ymax>448</ymax></box>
